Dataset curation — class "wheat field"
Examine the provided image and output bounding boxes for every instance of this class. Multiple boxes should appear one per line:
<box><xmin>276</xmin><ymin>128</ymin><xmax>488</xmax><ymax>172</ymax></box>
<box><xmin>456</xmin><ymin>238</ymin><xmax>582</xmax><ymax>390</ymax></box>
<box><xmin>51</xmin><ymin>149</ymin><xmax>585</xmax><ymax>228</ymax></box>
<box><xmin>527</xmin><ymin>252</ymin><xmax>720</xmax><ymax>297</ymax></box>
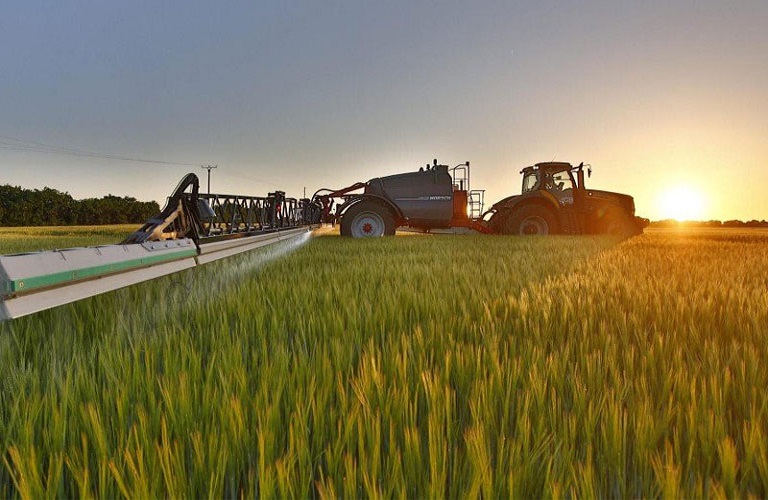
<box><xmin>1</xmin><ymin>227</ymin><xmax>767</xmax><ymax>497</ymax></box>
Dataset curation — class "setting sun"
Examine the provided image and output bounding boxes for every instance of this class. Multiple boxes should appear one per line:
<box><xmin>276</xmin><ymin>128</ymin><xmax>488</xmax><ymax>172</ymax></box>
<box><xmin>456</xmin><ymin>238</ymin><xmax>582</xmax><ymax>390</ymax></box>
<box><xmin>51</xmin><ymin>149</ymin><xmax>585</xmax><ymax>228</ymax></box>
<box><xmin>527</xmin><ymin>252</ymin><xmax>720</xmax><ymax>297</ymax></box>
<box><xmin>658</xmin><ymin>186</ymin><xmax>706</xmax><ymax>221</ymax></box>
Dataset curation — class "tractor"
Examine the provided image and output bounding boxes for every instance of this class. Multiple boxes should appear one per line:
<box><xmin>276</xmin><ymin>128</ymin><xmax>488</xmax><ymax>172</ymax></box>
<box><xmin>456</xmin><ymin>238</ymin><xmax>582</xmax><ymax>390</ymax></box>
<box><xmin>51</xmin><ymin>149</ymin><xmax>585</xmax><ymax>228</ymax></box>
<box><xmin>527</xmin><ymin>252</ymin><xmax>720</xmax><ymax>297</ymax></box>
<box><xmin>486</xmin><ymin>162</ymin><xmax>646</xmax><ymax>236</ymax></box>
<box><xmin>313</xmin><ymin>159</ymin><xmax>646</xmax><ymax>237</ymax></box>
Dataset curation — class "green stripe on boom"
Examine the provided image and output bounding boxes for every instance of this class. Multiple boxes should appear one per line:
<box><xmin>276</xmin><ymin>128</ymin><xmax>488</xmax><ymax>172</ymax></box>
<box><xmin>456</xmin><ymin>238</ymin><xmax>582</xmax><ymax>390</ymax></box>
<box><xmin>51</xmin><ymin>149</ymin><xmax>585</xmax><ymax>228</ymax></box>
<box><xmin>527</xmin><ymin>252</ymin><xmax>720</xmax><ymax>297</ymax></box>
<box><xmin>4</xmin><ymin>248</ymin><xmax>198</xmax><ymax>294</ymax></box>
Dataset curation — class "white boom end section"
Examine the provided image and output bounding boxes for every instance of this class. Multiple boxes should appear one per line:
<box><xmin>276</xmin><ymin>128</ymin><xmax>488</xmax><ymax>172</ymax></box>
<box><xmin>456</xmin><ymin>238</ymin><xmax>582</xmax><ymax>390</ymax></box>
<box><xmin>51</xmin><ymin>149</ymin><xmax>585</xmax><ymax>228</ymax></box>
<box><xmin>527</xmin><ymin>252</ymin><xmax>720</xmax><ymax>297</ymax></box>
<box><xmin>0</xmin><ymin>258</ymin><xmax>196</xmax><ymax>320</ymax></box>
<box><xmin>0</xmin><ymin>239</ymin><xmax>198</xmax><ymax>320</ymax></box>
<box><xmin>0</xmin><ymin>228</ymin><xmax>313</xmax><ymax>320</ymax></box>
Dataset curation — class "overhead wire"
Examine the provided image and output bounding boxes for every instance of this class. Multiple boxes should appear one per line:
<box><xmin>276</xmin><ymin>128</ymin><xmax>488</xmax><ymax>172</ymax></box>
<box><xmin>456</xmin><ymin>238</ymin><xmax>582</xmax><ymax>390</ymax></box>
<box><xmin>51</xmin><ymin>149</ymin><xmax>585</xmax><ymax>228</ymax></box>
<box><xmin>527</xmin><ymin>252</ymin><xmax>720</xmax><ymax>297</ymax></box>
<box><xmin>0</xmin><ymin>134</ymin><xmax>293</xmax><ymax>194</ymax></box>
<box><xmin>0</xmin><ymin>134</ymin><xmax>195</xmax><ymax>166</ymax></box>
<box><xmin>224</xmin><ymin>167</ymin><xmax>283</xmax><ymax>190</ymax></box>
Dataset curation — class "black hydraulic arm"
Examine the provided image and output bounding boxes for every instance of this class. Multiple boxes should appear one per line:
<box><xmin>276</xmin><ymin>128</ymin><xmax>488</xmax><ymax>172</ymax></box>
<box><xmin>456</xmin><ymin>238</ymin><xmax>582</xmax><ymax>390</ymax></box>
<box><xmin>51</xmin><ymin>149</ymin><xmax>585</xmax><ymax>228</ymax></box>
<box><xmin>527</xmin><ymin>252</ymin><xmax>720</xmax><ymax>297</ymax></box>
<box><xmin>123</xmin><ymin>173</ymin><xmax>322</xmax><ymax>246</ymax></box>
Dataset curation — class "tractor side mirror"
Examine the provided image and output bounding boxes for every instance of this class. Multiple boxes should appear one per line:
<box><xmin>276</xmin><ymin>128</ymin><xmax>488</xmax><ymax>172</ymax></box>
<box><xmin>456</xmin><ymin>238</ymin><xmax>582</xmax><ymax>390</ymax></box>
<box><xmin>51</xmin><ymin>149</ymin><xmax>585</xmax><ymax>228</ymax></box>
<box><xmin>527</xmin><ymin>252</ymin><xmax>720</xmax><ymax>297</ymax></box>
<box><xmin>587</xmin><ymin>167</ymin><xmax>592</xmax><ymax>178</ymax></box>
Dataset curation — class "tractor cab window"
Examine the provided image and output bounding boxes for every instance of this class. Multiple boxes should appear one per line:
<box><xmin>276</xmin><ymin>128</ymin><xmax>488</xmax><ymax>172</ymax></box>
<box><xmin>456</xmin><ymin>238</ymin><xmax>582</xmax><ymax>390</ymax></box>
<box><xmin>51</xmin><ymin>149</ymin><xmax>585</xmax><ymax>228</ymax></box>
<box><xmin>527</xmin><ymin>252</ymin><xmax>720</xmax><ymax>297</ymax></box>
<box><xmin>544</xmin><ymin>169</ymin><xmax>575</xmax><ymax>205</ymax></box>
<box><xmin>521</xmin><ymin>172</ymin><xmax>538</xmax><ymax>193</ymax></box>
<box><xmin>549</xmin><ymin>170</ymin><xmax>574</xmax><ymax>193</ymax></box>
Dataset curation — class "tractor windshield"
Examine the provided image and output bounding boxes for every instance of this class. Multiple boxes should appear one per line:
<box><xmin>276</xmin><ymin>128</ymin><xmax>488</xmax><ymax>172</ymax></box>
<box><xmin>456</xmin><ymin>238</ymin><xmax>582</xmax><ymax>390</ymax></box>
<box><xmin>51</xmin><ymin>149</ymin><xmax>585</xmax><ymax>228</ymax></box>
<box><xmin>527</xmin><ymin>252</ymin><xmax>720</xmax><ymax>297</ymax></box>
<box><xmin>521</xmin><ymin>172</ymin><xmax>538</xmax><ymax>193</ymax></box>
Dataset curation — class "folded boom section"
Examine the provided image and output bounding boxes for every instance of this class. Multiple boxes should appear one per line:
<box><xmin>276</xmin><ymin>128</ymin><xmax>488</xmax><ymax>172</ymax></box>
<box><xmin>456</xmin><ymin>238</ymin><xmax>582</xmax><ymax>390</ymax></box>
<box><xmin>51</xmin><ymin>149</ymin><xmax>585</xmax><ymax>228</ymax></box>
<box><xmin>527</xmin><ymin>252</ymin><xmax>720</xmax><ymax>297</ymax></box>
<box><xmin>0</xmin><ymin>173</ymin><xmax>321</xmax><ymax>320</ymax></box>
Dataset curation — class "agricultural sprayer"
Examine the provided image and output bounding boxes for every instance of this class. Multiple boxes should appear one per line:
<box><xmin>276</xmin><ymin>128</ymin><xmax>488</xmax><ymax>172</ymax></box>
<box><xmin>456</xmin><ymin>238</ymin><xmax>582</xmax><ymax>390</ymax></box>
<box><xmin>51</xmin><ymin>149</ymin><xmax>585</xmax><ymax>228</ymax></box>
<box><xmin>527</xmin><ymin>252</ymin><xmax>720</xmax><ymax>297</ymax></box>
<box><xmin>0</xmin><ymin>158</ymin><xmax>646</xmax><ymax>319</ymax></box>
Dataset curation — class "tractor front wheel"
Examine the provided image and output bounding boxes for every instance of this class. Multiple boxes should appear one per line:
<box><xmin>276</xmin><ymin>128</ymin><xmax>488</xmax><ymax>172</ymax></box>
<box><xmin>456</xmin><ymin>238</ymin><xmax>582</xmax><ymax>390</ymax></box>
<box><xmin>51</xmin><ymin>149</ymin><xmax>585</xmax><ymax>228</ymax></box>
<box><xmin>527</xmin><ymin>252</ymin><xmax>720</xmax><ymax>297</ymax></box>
<box><xmin>602</xmin><ymin>207</ymin><xmax>640</xmax><ymax>238</ymax></box>
<box><xmin>505</xmin><ymin>205</ymin><xmax>559</xmax><ymax>235</ymax></box>
<box><xmin>341</xmin><ymin>201</ymin><xmax>396</xmax><ymax>238</ymax></box>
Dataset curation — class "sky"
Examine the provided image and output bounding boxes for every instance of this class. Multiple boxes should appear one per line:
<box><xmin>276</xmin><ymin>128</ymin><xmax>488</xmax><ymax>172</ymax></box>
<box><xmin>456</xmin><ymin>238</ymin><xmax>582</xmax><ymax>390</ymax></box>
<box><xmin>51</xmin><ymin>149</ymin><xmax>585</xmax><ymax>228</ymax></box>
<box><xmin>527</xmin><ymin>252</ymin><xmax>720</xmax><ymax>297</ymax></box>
<box><xmin>1</xmin><ymin>1</ymin><xmax>766</xmax><ymax>221</ymax></box>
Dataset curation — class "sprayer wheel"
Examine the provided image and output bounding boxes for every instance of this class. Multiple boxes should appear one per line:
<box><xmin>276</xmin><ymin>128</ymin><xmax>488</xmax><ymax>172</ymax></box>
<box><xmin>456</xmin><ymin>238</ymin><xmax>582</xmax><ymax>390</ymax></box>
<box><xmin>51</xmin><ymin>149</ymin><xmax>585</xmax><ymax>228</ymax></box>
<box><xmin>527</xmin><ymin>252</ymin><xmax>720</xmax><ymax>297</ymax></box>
<box><xmin>341</xmin><ymin>201</ymin><xmax>395</xmax><ymax>238</ymax></box>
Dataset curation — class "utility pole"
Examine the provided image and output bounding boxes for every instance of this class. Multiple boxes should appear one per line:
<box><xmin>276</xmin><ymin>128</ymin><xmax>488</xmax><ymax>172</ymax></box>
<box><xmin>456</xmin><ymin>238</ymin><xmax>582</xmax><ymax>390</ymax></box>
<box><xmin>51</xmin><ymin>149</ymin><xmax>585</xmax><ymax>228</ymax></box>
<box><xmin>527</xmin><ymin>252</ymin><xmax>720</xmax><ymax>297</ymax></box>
<box><xmin>201</xmin><ymin>164</ymin><xmax>218</xmax><ymax>195</ymax></box>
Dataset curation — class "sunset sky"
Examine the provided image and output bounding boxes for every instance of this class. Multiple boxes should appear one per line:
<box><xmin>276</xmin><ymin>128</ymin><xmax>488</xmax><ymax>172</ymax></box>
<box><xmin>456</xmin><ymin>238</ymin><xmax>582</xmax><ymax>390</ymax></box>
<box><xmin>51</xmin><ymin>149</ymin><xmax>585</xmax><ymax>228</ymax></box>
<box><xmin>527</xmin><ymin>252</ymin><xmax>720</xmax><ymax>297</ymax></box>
<box><xmin>1</xmin><ymin>1</ymin><xmax>766</xmax><ymax>221</ymax></box>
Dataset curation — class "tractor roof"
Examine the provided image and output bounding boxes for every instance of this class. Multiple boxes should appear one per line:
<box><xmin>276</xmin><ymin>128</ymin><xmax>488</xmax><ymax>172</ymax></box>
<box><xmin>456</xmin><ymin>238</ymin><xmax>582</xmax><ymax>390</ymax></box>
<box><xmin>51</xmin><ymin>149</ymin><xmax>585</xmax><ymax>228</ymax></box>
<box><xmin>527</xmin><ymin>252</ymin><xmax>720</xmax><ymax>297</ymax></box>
<box><xmin>520</xmin><ymin>162</ymin><xmax>573</xmax><ymax>175</ymax></box>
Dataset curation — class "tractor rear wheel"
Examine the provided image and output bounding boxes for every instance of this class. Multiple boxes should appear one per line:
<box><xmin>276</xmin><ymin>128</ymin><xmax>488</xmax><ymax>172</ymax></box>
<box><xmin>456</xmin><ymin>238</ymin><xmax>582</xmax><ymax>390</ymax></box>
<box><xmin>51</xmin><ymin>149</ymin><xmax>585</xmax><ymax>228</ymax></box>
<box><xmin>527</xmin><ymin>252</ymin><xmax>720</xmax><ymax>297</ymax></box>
<box><xmin>341</xmin><ymin>201</ymin><xmax>395</xmax><ymax>238</ymax></box>
<box><xmin>505</xmin><ymin>205</ymin><xmax>559</xmax><ymax>235</ymax></box>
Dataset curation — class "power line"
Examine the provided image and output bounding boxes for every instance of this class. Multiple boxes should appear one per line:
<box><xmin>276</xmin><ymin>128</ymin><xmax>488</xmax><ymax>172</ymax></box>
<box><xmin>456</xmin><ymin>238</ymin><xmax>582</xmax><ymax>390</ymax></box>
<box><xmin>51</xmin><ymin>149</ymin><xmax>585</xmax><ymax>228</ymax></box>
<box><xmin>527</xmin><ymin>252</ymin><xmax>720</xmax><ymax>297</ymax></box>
<box><xmin>0</xmin><ymin>134</ymin><xmax>292</xmax><ymax>194</ymax></box>
<box><xmin>225</xmin><ymin>166</ymin><xmax>284</xmax><ymax>190</ymax></box>
<box><xmin>0</xmin><ymin>134</ymin><xmax>195</xmax><ymax>166</ymax></box>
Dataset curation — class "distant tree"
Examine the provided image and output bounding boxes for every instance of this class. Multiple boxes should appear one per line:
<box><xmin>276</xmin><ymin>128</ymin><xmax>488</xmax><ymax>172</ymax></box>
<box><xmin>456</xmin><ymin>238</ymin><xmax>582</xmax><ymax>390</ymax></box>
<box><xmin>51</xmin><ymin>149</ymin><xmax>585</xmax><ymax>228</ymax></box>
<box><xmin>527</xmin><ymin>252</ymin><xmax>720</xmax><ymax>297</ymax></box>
<box><xmin>0</xmin><ymin>183</ymin><xmax>159</xmax><ymax>226</ymax></box>
<box><xmin>649</xmin><ymin>219</ymin><xmax>767</xmax><ymax>229</ymax></box>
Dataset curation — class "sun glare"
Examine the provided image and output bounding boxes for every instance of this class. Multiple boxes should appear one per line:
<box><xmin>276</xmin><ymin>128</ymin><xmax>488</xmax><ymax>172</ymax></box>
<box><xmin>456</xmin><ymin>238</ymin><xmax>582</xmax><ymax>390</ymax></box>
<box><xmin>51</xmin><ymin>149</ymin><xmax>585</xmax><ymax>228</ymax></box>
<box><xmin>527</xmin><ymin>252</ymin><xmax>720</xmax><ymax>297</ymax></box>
<box><xmin>658</xmin><ymin>186</ymin><xmax>706</xmax><ymax>221</ymax></box>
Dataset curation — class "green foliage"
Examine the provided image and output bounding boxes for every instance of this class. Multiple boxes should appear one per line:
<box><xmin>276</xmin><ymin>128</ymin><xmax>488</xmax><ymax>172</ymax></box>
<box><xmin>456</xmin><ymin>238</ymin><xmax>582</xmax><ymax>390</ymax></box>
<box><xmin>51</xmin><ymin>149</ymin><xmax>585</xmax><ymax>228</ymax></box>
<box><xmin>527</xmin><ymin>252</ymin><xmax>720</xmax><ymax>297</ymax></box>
<box><xmin>1</xmin><ymin>228</ymin><xmax>767</xmax><ymax>496</ymax></box>
<box><xmin>0</xmin><ymin>184</ymin><xmax>159</xmax><ymax>226</ymax></box>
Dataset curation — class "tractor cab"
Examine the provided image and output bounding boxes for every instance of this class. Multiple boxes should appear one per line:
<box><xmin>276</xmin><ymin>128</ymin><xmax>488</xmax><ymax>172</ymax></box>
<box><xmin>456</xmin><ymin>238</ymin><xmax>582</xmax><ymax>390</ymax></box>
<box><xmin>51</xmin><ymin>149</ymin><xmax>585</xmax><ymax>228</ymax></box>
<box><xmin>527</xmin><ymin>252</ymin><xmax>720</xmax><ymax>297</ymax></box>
<box><xmin>521</xmin><ymin>162</ymin><xmax>582</xmax><ymax>206</ymax></box>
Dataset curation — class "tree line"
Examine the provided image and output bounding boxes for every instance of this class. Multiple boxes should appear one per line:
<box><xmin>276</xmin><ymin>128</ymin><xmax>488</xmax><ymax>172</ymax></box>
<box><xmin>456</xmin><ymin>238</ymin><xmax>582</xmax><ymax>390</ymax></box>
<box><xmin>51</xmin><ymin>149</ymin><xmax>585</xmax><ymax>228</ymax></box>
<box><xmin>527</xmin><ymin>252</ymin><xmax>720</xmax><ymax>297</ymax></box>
<box><xmin>649</xmin><ymin>219</ymin><xmax>768</xmax><ymax>228</ymax></box>
<box><xmin>0</xmin><ymin>184</ymin><xmax>160</xmax><ymax>226</ymax></box>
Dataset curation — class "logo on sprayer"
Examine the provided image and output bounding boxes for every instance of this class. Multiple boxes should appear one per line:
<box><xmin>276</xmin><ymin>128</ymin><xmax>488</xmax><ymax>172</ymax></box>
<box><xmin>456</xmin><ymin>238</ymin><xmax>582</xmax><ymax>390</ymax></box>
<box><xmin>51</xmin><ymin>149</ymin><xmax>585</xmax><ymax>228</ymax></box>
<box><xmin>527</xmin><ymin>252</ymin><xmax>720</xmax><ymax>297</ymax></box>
<box><xmin>395</xmin><ymin>196</ymin><xmax>452</xmax><ymax>202</ymax></box>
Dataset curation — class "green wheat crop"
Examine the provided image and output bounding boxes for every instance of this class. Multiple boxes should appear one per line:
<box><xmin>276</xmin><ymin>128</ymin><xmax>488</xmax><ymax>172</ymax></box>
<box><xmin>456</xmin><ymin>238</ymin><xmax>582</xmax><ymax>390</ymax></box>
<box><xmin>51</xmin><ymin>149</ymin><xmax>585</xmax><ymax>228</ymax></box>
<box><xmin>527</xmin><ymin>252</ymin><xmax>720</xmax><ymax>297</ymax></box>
<box><xmin>0</xmin><ymin>225</ymin><xmax>138</xmax><ymax>254</ymax></box>
<box><xmin>0</xmin><ymin>227</ymin><xmax>767</xmax><ymax>497</ymax></box>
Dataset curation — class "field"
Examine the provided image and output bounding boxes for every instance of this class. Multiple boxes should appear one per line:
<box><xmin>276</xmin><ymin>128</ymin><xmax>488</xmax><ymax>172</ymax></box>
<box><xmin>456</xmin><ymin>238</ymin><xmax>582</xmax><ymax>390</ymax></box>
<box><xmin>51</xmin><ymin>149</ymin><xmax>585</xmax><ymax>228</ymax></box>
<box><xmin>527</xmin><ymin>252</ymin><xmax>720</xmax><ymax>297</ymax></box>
<box><xmin>1</xmin><ymin>226</ymin><xmax>767</xmax><ymax>497</ymax></box>
<box><xmin>0</xmin><ymin>225</ymin><xmax>139</xmax><ymax>255</ymax></box>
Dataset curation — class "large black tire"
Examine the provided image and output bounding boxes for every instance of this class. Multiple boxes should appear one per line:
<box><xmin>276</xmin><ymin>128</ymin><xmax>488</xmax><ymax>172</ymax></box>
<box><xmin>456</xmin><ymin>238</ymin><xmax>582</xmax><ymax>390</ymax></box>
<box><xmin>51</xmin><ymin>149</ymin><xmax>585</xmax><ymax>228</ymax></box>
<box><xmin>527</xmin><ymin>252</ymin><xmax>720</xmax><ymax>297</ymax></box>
<box><xmin>340</xmin><ymin>201</ymin><xmax>396</xmax><ymax>238</ymax></box>
<box><xmin>504</xmin><ymin>205</ymin><xmax>560</xmax><ymax>235</ymax></box>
